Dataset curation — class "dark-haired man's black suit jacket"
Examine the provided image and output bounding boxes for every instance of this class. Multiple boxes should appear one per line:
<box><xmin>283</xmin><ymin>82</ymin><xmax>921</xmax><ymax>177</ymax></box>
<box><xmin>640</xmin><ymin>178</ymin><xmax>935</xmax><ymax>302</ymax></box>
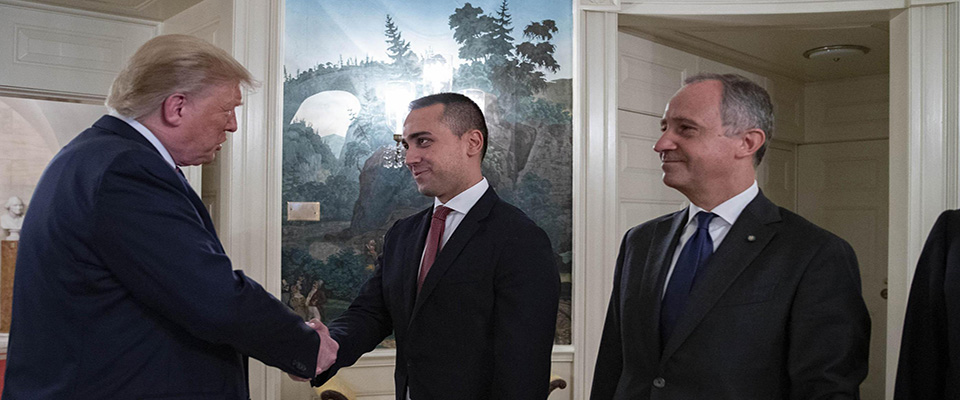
<box><xmin>3</xmin><ymin>115</ymin><xmax>320</xmax><ymax>399</ymax></box>
<box><xmin>591</xmin><ymin>192</ymin><xmax>870</xmax><ymax>400</ymax></box>
<box><xmin>313</xmin><ymin>187</ymin><xmax>559</xmax><ymax>400</ymax></box>
<box><xmin>895</xmin><ymin>209</ymin><xmax>960</xmax><ymax>399</ymax></box>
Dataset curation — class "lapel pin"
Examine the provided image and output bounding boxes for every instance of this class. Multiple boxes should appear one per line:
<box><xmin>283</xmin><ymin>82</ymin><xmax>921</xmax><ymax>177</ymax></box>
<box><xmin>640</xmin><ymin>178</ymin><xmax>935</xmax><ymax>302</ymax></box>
<box><xmin>746</xmin><ymin>235</ymin><xmax>756</xmax><ymax>242</ymax></box>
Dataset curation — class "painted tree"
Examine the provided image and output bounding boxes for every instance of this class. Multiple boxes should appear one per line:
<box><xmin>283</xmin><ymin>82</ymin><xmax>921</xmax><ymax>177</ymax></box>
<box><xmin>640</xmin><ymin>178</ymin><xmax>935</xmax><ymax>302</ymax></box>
<box><xmin>384</xmin><ymin>14</ymin><xmax>418</xmax><ymax>77</ymax></box>
<box><xmin>449</xmin><ymin>3</ymin><xmax>496</xmax><ymax>61</ymax></box>
<box><xmin>487</xmin><ymin>0</ymin><xmax>515</xmax><ymax>61</ymax></box>
<box><xmin>518</xmin><ymin>19</ymin><xmax>560</xmax><ymax>73</ymax></box>
<box><xmin>449</xmin><ymin>1</ymin><xmax>561</xmax><ymax>108</ymax></box>
<box><xmin>504</xmin><ymin>18</ymin><xmax>560</xmax><ymax>99</ymax></box>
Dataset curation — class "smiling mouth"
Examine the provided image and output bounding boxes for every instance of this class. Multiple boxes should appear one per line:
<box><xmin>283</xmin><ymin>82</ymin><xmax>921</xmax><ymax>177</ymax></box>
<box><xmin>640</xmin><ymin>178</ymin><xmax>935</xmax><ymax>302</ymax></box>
<box><xmin>659</xmin><ymin>152</ymin><xmax>684</xmax><ymax>163</ymax></box>
<box><xmin>410</xmin><ymin>168</ymin><xmax>430</xmax><ymax>179</ymax></box>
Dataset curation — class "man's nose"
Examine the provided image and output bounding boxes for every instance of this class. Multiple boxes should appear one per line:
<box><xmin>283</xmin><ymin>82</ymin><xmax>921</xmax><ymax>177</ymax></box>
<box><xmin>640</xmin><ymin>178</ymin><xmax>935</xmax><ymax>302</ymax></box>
<box><xmin>226</xmin><ymin>112</ymin><xmax>238</xmax><ymax>132</ymax></box>
<box><xmin>653</xmin><ymin>130</ymin><xmax>675</xmax><ymax>153</ymax></box>
<box><xmin>404</xmin><ymin>148</ymin><xmax>418</xmax><ymax>167</ymax></box>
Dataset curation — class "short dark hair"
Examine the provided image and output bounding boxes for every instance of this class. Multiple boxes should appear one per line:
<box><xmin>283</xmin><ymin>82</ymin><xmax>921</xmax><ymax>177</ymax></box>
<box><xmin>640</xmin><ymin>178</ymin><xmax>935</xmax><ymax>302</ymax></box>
<box><xmin>684</xmin><ymin>73</ymin><xmax>774</xmax><ymax>165</ymax></box>
<box><xmin>409</xmin><ymin>92</ymin><xmax>488</xmax><ymax>160</ymax></box>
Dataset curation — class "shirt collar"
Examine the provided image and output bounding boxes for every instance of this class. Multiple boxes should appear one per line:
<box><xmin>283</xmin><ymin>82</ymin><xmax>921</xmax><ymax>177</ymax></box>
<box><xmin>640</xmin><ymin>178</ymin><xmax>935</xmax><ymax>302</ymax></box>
<box><xmin>108</xmin><ymin>109</ymin><xmax>177</xmax><ymax>169</ymax></box>
<box><xmin>434</xmin><ymin>178</ymin><xmax>489</xmax><ymax>215</ymax></box>
<box><xmin>688</xmin><ymin>180</ymin><xmax>759</xmax><ymax>227</ymax></box>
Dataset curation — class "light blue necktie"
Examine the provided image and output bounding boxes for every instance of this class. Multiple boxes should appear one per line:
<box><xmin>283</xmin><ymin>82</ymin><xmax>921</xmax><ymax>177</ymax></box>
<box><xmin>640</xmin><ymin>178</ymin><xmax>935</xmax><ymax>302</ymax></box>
<box><xmin>660</xmin><ymin>211</ymin><xmax>716</xmax><ymax>347</ymax></box>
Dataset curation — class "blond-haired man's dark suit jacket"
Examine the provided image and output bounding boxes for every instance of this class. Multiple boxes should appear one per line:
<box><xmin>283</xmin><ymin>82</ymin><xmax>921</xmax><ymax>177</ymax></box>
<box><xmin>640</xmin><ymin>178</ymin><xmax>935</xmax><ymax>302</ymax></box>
<box><xmin>3</xmin><ymin>116</ymin><xmax>319</xmax><ymax>399</ymax></box>
<box><xmin>591</xmin><ymin>192</ymin><xmax>870</xmax><ymax>399</ymax></box>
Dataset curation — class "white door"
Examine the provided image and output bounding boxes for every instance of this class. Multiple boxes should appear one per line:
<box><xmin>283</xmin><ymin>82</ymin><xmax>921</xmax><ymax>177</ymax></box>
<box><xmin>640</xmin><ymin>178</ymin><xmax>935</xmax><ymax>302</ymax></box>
<box><xmin>617</xmin><ymin>32</ymin><xmax>697</xmax><ymax>232</ymax></box>
<box><xmin>798</xmin><ymin>139</ymin><xmax>888</xmax><ymax>400</ymax></box>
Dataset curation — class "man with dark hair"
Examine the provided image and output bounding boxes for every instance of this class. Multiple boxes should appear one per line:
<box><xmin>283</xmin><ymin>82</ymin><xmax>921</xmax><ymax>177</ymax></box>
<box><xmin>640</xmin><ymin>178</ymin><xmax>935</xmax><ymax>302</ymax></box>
<box><xmin>408</xmin><ymin>92</ymin><xmax>489</xmax><ymax>159</ymax></box>
<box><xmin>591</xmin><ymin>74</ymin><xmax>870</xmax><ymax>399</ymax></box>
<box><xmin>313</xmin><ymin>92</ymin><xmax>560</xmax><ymax>400</ymax></box>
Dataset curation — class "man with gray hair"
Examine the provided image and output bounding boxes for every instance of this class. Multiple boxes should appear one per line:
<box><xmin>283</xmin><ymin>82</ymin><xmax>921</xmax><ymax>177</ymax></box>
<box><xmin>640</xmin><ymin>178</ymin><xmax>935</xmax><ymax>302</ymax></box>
<box><xmin>591</xmin><ymin>73</ymin><xmax>870</xmax><ymax>399</ymax></box>
<box><xmin>3</xmin><ymin>34</ymin><xmax>336</xmax><ymax>399</ymax></box>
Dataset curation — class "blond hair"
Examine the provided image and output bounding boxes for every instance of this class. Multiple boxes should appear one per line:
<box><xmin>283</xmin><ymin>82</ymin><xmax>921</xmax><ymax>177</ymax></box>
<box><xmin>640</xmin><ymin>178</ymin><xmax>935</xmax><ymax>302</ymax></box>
<box><xmin>106</xmin><ymin>34</ymin><xmax>256</xmax><ymax>119</ymax></box>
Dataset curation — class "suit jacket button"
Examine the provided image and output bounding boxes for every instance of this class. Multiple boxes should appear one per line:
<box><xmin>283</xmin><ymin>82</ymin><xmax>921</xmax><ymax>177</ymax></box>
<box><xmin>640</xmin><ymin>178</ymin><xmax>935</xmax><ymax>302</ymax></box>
<box><xmin>653</xmin><ymin>377</ymin><xmax>666</xmax><ymax>388</ymax></box>
<box><xmin>293</xmin><ymin>360</ymin><xmax>306</xmax><ymax>372</ymax></box>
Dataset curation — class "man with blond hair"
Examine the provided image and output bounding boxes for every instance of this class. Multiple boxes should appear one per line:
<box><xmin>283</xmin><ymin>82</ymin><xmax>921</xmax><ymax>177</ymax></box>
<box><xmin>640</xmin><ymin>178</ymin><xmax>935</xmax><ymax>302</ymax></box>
<box><xmin>3</xmin><ymin>34</ymin><xmax>336</xmax><ymax>399</ymax></box>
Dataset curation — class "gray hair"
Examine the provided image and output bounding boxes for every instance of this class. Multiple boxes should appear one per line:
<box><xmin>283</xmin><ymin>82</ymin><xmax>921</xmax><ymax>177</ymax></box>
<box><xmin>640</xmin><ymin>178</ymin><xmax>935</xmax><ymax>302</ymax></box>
<box><xmin>107</xmin><ymin>34</ymin><xmax>256</xmax><ymax>119</ymax></box>
<box><xmin>684</xmin><ymin>73</ymin><xmax>774</xmax><ymax>165</ymax></box>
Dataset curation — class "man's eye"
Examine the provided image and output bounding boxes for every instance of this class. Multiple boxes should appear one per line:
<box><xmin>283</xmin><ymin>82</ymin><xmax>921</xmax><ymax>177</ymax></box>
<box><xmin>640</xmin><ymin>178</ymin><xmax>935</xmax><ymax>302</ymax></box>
<box><xmin>418</xmin><ymin>138</ymin><xmax>431</xmax><ymax>146</ymax></box>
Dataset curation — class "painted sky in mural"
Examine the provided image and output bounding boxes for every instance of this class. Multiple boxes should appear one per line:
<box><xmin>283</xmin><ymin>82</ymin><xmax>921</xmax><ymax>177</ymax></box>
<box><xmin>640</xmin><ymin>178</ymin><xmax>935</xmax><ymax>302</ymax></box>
<box><xmin>285</xmin><ymin>0</ymin><xmax>572</xmax><ymax>82</ymax></box>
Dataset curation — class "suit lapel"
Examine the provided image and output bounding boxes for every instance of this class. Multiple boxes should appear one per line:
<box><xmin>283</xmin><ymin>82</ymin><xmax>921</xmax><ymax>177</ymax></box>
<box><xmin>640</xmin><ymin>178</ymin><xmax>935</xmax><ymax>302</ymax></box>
<box><xmin>94</xmin><ymin>115</ymin><xmax>221</xmax><ymax>247</ymax></box>
<box><xmin>410</xmin><ymin>188</ymin><xmax>496</xmax><ymax>321</ymax></box>
<box><xmin>628</xmin><ymin>210</ymin><xmax>687</xmax><ymax>362</ymax></box>
<box><xmin>402</xmin><ymin>210</ymin><xmax>432</xmax><ymax>322</ymax></box>
<box><xmin>175</xmin><ymin>174</ymin><xmax>220</xmax><ymax>245</ymax></box>
<box><xmin>661</xmin><ymin>192</ymin><xmax>781</xmax><ymax>361</ymax></box>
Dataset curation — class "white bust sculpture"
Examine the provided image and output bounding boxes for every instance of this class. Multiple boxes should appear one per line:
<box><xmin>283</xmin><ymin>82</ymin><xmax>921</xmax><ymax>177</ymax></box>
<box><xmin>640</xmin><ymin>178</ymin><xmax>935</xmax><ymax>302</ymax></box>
<box><xmin>1</xmin><ymin>196</ymin><xmax>25</xmax><ymax>241</ymax></box>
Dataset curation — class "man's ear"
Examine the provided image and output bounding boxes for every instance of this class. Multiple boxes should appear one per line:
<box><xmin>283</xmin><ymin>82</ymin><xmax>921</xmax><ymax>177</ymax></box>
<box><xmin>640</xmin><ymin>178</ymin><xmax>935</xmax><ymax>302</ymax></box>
<box><xmin>737</xmin><ymin>128</ymin><xmax>766</xmax><ymax>160</ymax></box>
<box><xmin>464</xmin><ymin>129</ymin><xmax>484</xmax><ymax>157</ymax></box>
<box><xmin>161</xmin><ymin>93</ymin><xmax>187</xmax><ymax>127</ymax></box>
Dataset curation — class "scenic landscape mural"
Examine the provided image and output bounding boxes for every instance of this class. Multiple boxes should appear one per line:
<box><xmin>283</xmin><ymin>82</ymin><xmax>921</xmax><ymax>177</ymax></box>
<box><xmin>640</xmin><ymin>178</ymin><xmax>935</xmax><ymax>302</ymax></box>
<box><xmin>281</xmin><ymin>0</ymin><xmax>573</xmax><ymax>345</ymax></box>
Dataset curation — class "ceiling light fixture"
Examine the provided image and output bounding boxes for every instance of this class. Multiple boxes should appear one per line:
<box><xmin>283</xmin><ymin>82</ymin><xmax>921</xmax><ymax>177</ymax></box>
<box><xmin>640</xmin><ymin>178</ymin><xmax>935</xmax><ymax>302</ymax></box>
<box><xmin>803</xmin><ymin>45</ymin><xmax>871</xmax><ymax>62</ymax></box>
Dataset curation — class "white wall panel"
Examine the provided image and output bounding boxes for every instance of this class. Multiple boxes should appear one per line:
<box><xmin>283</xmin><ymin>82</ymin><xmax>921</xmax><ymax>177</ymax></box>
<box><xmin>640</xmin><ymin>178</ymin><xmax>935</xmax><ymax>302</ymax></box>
<box><xmin>757</xmin><ymin>141</ymin><xmax>797</xmax><ymax>211</ymax></box>
<box><xmin>768</xmin><ymin>76</ymin><xmax>805</xmax><ymax>143</ymax></box>
<box><xmin>618</xmin><ymin>32</ymin><xmax>698</xmax><ymax>116</ymax></box>
<box><xmin>698</xmin><ymin>57</ymin><xmax>769</xmax><ymax>87</ymax></box>
<box><xmin>618</xmin><ymin>106</ymin><xmax>661</xmax><ymax>139</ymax></box>
<box><xmin>0</xmin><ymin>2</ymin><xmax>156</xmax><ymax>100</ymax></box>
<box><xmin>804</xmin><ymin>74</ymin><xmax>889</xmax><ymax>143</ymax></box>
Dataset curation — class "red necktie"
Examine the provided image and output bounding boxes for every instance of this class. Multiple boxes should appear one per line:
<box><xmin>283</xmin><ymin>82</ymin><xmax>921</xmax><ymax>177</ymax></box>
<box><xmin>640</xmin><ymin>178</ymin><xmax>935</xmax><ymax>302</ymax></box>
<box><xmin>418</xmin><ymin>206</ymin><xmax>453</xmax><ymax>292</ymax></box>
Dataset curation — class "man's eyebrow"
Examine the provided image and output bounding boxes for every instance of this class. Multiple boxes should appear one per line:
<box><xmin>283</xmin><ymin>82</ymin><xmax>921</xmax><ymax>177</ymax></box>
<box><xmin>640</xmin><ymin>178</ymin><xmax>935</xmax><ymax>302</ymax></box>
<box><xmin>401</xmin><ymin>131</ymin><xmax>430</xmax><ymax>143</ymax></box>
<box><xmin>662</xmin><ymin>116</ymin><xmax>700</xmax><ymax>126</ymax></box>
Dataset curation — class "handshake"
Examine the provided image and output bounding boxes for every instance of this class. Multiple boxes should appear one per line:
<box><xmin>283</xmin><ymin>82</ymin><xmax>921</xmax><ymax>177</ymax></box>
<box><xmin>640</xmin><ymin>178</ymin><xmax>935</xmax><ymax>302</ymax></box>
<box><xmin>290</xmin><ymin>318</ymin><xmax>339</xmax><ymax>382</ymax></box>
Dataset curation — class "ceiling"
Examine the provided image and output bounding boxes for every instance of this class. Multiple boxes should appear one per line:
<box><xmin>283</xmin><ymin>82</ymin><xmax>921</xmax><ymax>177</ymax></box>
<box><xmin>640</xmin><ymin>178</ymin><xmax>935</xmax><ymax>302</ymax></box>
<box><xmin>19</xmin><ymin>0</ymin><xmax>202</xmax><ymax>21</ymax></box>
<box><xmin>619</xmin><ymin>10</ymin><xmax>895</xmax><ymax>82</ymax></box>
<box><xmin>19</xmin><ymin>1</ymin><xmax>890</xmax><ymax>82</ymax></box>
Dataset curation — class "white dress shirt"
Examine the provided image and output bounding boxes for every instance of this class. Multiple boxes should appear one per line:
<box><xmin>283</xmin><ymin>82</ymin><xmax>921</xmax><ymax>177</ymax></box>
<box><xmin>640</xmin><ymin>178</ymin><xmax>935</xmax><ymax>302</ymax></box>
<box><xmin>108</xmin><ymin>110</ymin><xmax>178</xmax><ymax>170</ymax></box>
<box><xmin>418</xmin><ymin>178</ymin><xmax>489</xmax><ymax>270</ymax></box>
<box><xmin>662</xmin><ymin>181</ymin><xmax>759</xmax><ymax>296</ymax></box>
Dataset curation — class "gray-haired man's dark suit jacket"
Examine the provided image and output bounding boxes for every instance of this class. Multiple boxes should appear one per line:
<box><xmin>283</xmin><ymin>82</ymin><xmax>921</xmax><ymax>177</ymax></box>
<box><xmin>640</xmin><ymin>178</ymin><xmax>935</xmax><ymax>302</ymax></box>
<box><xmin>591</xmin><ymin>192</ymin><xmax>870</xmax><ymax>400</ymax></box>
